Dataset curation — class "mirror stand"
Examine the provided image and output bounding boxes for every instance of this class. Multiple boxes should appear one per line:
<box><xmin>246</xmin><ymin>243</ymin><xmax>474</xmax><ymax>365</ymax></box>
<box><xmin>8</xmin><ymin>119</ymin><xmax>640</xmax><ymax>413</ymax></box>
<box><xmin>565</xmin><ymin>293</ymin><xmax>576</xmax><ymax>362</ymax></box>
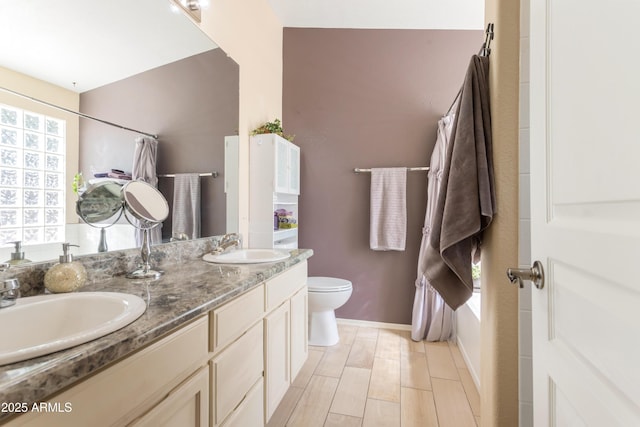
<box><xmin>98</xmin><ymin>228</ymin><xmax>108</xmax><ymax>253</ymax></box>
<box><xmin>87</xmin><ymin>213</ymin><xmax>123</xmax><ymax>253</ymax></box>
<box><xmin>126</xmin><ymin>226</ymin><xmax>163</xmax><ymax>279</ymax></box>
<box><xmin>121</xmin><ymin>180</ymin><xmax>170</xmax><ymax>280</ymax></box>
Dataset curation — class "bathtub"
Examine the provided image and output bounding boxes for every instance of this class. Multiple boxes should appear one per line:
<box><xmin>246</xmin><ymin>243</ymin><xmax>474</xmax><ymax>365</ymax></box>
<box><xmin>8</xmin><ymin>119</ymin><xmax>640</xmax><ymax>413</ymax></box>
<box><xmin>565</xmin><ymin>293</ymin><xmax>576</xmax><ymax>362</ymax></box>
<box><xmin>456</xmin><ymin>292</ymin><xmax>481</xmax><ymax>390</ymax></box>
<box><xmin>0</xmin><ymin>224</ymin><xmax>137</xmax><ymax>263</ymax></box>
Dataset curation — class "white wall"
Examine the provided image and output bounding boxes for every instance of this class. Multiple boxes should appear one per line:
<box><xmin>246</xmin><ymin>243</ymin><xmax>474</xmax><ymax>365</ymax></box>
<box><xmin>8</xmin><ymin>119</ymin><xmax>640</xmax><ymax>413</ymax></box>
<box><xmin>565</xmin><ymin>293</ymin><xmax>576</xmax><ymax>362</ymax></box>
<box><xmin>481</xmin><ymin>0</ymin><xmax>521</xmax><ymax>422</ymax></box>
<box><xmin>519</xmin><ymin>0</ymin><xmax>534</xmax><ymax>424</ymax></box>
<box><xmin>198</xmin><ymin>0</ymin><xmax>284</xmax><ymax>243</ymax></box>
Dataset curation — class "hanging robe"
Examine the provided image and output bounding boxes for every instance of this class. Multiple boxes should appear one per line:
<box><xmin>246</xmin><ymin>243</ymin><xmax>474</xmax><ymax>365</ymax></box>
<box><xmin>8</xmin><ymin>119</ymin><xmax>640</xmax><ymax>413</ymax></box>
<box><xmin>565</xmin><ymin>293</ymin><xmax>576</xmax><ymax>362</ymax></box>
<box><xmin>132</xmin><ymin>136</ymin><xmax>163</xmax><ymax>245</ymax></box>
<box><xmin>411</xmin><ymin>108</ymin><xmax>457</xmax><ymax>342</ymax></box>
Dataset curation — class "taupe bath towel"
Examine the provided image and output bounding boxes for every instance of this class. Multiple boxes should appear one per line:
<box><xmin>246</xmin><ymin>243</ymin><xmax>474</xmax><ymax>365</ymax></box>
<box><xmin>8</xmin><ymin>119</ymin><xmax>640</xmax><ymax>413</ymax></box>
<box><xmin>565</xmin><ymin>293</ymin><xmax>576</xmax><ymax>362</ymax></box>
<box><xmin>172</xmin><ymin>174</ymin><xmax>201</xmax><ymax>240</ymax></box>
<box><xmin>423</xmin><ymin>55</ymin><xmax>496</xmax><ymax>310</ymax></box>
<box><xmin>370</xmin><ymin>168</ymin><xmax>407</xmax><ymax>251</ymax></box>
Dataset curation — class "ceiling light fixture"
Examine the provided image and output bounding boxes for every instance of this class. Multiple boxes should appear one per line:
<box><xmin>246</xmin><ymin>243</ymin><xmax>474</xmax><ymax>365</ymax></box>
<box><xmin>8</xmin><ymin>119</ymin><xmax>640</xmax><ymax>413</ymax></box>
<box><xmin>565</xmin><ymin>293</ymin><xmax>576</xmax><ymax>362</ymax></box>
<box><xmin>169</xmin><ymin>0</ymin><xmax>202</xmax><ymax>23</ymax></box>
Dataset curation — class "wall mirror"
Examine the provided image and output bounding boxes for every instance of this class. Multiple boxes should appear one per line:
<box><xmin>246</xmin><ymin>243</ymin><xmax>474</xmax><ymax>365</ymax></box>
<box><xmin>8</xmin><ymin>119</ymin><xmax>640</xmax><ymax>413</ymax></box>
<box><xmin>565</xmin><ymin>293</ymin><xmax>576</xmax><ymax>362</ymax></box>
<box><xmin>0</xmin><ymin>0</ymin><xmax>239</xmax><ymax>264</ymax></box>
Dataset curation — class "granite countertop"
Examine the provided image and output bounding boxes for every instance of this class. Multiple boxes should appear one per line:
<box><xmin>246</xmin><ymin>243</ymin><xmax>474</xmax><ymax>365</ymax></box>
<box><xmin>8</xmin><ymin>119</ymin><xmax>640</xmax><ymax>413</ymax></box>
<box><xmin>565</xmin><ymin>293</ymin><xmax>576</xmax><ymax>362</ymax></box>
<box><xmin>0</xmin><ymin>248</ymin><xmax>313</xmax><ymax>421</ymax></box>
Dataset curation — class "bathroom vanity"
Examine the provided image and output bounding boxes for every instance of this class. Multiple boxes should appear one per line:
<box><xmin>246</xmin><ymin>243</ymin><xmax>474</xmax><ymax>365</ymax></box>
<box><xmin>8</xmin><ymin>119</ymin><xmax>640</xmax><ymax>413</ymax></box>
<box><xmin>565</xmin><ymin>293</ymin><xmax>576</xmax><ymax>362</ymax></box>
<box><xmin>0</xmin><ymin>248</ymin><xmax>311</xmax><ymax>426</ymax></box>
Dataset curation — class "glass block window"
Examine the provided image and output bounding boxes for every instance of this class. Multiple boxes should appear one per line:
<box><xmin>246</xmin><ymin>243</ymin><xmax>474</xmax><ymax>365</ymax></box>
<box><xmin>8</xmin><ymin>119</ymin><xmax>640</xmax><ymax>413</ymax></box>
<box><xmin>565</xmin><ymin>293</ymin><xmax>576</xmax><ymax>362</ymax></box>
<box><xmin>0</xmin><ymin>104</ymin><xmax>65</xmax><ymax>245</ymax></box>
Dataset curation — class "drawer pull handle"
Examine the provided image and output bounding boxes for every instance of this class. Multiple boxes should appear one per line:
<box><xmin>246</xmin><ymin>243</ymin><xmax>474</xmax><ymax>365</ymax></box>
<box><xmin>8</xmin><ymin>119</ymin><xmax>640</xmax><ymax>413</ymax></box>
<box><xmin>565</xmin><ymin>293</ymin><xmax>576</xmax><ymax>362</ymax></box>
<box><xmin>232</xmin><ymin>391</ymin><xmax>249</xmax><ymax>413</ymax></box>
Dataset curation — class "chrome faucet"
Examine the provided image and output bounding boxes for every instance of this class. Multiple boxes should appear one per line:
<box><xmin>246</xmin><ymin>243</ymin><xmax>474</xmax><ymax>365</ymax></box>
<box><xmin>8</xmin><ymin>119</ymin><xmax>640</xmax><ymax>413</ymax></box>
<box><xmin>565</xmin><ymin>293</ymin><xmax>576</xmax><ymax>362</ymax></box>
<box><xmin>0</xmin><ymin>278</ymin><xmax>20</xmax><ymax>308</ymax></box>
<box><xmin>0</xmin><ymin>263</ymin><xmax>20</xmax><ymax>308</ymax></box>
<box><xmin>212</xmin><ymin>233</ymin><xmax>242</xmax><ymax>255</ymax></box>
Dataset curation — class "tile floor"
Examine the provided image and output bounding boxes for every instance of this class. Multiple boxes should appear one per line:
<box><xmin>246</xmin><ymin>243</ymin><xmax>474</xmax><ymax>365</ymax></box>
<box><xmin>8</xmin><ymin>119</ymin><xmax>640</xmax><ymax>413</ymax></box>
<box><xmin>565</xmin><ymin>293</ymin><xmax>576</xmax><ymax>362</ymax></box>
<box><xmin>268</xmin><ymin>324</ymin><xmax>480</xmax><ymax>427</ymax></box>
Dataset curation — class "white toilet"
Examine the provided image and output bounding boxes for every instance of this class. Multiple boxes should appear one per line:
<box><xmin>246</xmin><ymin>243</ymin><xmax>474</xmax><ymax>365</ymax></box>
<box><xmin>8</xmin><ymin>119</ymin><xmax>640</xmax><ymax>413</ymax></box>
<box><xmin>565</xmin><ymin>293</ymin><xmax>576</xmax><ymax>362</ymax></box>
<box><xmin>307</xmin><ymin>277</ymin><xmax>353</xmax><ymax>346</ymax></box>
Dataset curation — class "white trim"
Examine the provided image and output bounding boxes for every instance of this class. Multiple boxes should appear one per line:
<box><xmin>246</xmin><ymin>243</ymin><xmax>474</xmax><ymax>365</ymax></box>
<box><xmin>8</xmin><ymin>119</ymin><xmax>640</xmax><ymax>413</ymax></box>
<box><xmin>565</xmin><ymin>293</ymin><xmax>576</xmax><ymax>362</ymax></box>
<box><xmin>457</xmin><ymin>335</ymin><xmax>481</xmax><ymax>391</ymax></box>
<box><xmin>336</xmin><ymin>318</ymin><xmax>412</xmax><ymax>331</ymax></box>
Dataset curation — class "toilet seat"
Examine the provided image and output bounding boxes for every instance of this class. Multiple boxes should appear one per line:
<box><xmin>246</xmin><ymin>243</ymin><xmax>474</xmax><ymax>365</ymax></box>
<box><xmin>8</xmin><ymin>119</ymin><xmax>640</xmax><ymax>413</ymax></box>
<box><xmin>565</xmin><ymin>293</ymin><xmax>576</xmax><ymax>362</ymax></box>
<box><xmin>307</xmin><ymin>277</ymin><xmax>352</xmax><ymax>293</ymax></box>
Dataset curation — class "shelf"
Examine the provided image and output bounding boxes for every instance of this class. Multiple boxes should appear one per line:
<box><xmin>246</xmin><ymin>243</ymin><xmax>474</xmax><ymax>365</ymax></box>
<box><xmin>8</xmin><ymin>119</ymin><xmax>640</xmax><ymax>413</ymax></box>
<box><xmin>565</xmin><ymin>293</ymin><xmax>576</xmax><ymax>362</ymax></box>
<box><xmin>250</xmin><ymin>134</ymin><xmax>300</xmax><ymax>249</ymax></box>
<box><xmin>273</xmin><ymin>228</ymin><xmax>298</xmax><ymax>241</ymax></box>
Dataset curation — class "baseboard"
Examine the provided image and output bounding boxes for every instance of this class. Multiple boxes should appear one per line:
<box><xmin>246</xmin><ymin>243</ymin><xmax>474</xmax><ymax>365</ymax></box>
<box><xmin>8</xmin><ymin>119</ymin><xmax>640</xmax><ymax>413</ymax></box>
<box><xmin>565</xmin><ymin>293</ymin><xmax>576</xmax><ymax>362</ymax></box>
<box><xmin>336</xmin><ymin>318</ymin><xmax>412</xmax><ymax>331</ymax></box>
<box><xmin>457</xmin><ymin>335</ymin><xmax>481</xmax><ymax>391</ymax></box>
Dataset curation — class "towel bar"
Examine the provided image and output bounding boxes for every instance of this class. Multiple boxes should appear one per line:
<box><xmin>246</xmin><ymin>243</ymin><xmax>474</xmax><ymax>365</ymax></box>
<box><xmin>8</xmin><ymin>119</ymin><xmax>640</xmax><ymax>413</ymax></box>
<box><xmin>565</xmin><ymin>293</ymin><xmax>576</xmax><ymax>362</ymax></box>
<box><xmin>353</xmin><ymin>167</ymin><xmax>429</xmax><ymax>173</ymax></box>
<box><xmin>158</xmin><ymin>172</ymin><xmax>218</xmax><ymax>178</ymax></box>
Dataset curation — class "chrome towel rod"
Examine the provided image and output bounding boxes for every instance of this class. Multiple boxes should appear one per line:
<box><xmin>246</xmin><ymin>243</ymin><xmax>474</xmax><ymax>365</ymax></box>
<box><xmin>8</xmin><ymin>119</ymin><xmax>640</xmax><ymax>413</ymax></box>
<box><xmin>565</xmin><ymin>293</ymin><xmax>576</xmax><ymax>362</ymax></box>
<box><xmin>0</xmin><ymin>86</ymin><xmax>159</xmax><ymax>139</ymax></box>
<box><xmin>158</xmin><ymin>172</ymin><xmax>218</xmax><ymax>178</ymax></box>
<box><xmin>354</xmin><ymin>167</ymin><xmax>429</xmax><ymax>173</ymax></box>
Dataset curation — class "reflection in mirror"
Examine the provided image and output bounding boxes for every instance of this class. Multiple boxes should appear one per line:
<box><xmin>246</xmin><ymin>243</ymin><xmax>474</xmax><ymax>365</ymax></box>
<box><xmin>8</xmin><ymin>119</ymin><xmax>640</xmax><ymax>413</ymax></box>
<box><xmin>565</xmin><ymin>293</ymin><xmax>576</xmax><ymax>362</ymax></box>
<box><xmin>0</xmin><ymin>1</ymin><xmax>239</xmax><ymax>264</ymax></box>
<box><xmin>122</xmin><ymin>181</ymin><xmax>170</xmax><ymax>279</ymax></box>
<box><xmin>76</xmin><ymin>181</ymin><xmax>124</xmax><ymax>252</ymax></box>
<box><xmin>76</xmin><ymin>182</ymin><xmax>123</xmax><ymax>224</ymax></box>
<box><xmin>123</xmin><ymin>181</ymin><xmax>170</xmax><ymax>225</ymax></box>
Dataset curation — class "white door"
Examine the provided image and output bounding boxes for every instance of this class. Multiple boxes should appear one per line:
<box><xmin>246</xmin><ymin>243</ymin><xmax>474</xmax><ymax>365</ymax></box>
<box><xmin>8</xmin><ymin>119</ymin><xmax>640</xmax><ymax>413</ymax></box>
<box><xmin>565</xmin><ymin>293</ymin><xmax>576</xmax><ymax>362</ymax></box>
<box><xmin>530</xmin><ymin>0</ymin><xmax>640</xmax><ymax>425</ymax></box>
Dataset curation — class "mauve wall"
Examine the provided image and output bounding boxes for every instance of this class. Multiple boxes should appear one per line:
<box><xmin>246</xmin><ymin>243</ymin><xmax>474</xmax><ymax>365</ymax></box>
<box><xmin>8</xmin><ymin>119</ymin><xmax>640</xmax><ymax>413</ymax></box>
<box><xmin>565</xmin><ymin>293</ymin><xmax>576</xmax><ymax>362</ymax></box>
<box><xmin>79</xmin><ymin>48</ymin><xmax>239</xmax><ymax>238</ymax></box>
<box><xmin>283</xmin><ymin>28</ymin><xmax>482</xmax><ymax>324</ymax></box>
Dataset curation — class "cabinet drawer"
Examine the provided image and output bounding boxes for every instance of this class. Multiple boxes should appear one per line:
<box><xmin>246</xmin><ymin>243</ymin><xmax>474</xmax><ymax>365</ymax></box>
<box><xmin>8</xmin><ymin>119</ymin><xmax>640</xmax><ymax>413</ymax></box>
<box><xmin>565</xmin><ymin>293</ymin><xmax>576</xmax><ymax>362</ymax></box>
<box><xmin>211</xmin><ymin>322</ymin><xmax>264</xmax><ymax>426</ymax></box>
<box><xmin>129</xmin><ymin>365</ymin><xmax>209</xmax><ymax>427</ymax></box>
<box><xmin>210</xmin><ymin>284</ymin><xmax>264</xmax><ymax>353</ymax></box>
<box><xmin>265</xmin><ymin>261</ymin><xmax>307</xmax><ymax>312</ymax></box>
<box><xmin>221</xmin><ymin>378</ymin><xmax>264</xmax><ymax>427</ymax></box>
<box><xmin>7</xmin><ymin>316</ymin><xmax>209</xmax><ymax>427</ymax></box>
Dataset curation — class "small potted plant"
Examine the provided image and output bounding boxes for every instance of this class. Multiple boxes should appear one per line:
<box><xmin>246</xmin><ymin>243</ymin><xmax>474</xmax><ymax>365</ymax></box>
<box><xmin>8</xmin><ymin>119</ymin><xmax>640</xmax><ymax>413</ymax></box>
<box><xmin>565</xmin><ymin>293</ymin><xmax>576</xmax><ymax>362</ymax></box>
<box><xmin>472</xmin><ymin>262</ymin><xmax>481</xmax><ymax>291</ymax></box>
<box><xmin>251</xmin><ymin>118</ymin><xmax>295</xmax><ymax>142</ymax></box>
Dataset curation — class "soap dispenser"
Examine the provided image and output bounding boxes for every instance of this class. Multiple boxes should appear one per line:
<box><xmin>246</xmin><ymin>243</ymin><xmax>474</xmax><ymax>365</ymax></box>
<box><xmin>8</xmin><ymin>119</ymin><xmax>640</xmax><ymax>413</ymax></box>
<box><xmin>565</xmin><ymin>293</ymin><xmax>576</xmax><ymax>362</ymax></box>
<box><xmin>44</xmin><ymin>243</ymin><xmax>87</xmax><ymax>293</ymax></box>
<box><xmin>5</xmin><ymin>241</ymin><xmax>31</xmax><ymax>265</ymax></box>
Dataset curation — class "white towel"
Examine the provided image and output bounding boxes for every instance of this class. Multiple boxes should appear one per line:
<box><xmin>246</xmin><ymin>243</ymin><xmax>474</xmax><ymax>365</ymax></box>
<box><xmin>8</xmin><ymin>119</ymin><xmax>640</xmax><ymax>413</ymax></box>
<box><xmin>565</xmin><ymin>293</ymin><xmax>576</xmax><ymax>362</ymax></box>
<box><xmin>369</xmin><ymin>167</ymin><xmax>407</xmax><ymax>251</ymax></box>
<box><xmin>172</xmin><ymin>174</ymin><xmax>201</xmax><ymax>240</ymax></box>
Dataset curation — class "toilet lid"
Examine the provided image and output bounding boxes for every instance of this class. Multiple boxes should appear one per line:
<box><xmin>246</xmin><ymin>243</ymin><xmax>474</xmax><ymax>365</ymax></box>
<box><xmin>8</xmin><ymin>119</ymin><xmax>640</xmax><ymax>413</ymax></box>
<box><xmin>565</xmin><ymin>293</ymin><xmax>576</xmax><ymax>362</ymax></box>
<box><xmin>307</xmin><ymin>277</ymin><xmax>352</xmax><ymax>293</ymax></box>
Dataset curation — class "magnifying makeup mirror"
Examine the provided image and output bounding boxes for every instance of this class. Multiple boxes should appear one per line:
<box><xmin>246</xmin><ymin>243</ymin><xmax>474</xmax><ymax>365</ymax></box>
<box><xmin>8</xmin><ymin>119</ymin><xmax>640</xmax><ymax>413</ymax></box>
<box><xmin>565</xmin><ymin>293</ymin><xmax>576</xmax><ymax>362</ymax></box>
<box><xmin>122</xmin><ymin>180</ymin><xmax>169</xmax><ymax>279</ymax></box>
<box><xmin>76</xmin><ymin>181</ymin><xmax>125</xmax><ymax>252</ymax></box>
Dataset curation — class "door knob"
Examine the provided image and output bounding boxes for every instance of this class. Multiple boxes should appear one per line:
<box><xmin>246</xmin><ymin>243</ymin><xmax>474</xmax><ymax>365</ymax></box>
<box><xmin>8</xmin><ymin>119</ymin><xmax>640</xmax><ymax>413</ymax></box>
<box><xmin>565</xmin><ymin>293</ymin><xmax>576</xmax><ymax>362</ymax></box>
<box><xmin>506</xmin><ymin>260</ymin><xmax>545</xmax><ymax>289</ymax></box>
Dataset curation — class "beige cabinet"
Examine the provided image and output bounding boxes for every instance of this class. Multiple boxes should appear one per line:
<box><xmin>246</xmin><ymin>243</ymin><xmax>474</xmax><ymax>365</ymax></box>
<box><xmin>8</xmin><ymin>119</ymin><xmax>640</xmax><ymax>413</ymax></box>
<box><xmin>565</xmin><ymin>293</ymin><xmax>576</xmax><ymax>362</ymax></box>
<box><xmin>220</xmin><ymin>378</ymin><xmax>264</xmax><ymax>427</ymax></box>
<box><xmin>264</xmin><ymin>300</ymin><xmax>291</xmax><ymax>420</ymax></box>
<box><xmin>130</xmin><ymin>366</ymin><xmax>209</xmax><ymax>427</ymax></box>
<box><xmin>6</xmin><ymin>262</ymin><xmax>308</xmax><ymax>427</ymax></box>
<box><xmin>6</xmin><ymin>316</ymin><xmax>209</xmax><ymax>427</ymax></box>
<box><xmin>210</xmin><ymin>322</ymin><xmax>264</xmax><ymax>426</ymax></box>
<box><xmin>263</xmin><ymin>261</ymin><xmax>308</xmax><ymax>424</ymax></box>
<box><xmin>208</xmin><ymin>284</ymin><xmax>265</xmax><ymax>427</ymax></box>
<box><xmin>290</xmin><ymin>286</ymin><xmax>308</xmax><ymax>381</ymax></box>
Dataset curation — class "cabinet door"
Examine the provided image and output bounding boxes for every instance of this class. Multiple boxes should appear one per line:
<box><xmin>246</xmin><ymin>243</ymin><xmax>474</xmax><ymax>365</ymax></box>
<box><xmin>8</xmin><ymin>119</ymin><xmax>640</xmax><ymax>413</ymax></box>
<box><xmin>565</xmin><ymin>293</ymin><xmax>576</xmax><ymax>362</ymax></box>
<box><xmin>290</xmin><ymin>286</ymin><xmax>308</xmax><ymax>381</ymax></box>
<box><xmin>264</xmin><ymin>301</ymin><xmax>291</xmax><ymax>423</ymax></box>
<box><xmin>274</xmin><ymin>137</ymin><xmax>289</xmax><ymax>194</ymax></box>
<box><xmin>288</xmin><ymin>143</ymin><xmax>300</xmax><ymax>195</ymax></box>
<box><xmin>130</xmin><ymin>366</ymin><xmax>209</xmax><ymax>427</ymax></box>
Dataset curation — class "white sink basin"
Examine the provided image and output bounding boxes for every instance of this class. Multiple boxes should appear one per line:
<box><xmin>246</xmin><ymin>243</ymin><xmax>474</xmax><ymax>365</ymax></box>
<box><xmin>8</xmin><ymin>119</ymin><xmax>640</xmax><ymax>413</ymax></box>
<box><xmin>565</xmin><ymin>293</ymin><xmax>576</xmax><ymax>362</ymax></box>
<box><xmin>203</xmin><ymin>249</ymin><xmax>291</xmax><ymax>264</ymax></box>
<box><xmin>0</xmin><ymin>292</ymin><xmax>146</xmax><ymax>366</ymax></box>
